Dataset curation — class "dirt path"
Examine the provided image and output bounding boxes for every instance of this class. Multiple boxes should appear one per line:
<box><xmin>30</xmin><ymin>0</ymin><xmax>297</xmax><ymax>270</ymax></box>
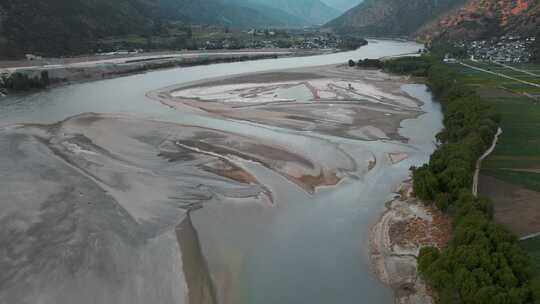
<box><xmin>473</xmin><ymin>127</ymin><xmax>503</xmax><ymax>196</ymax></box>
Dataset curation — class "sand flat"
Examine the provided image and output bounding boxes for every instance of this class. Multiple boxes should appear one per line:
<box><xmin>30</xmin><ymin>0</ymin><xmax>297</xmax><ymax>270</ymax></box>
<box><xmin>156</xmin><ymin>65</ymin><xmax>423</xmax><ymax>142</ymax></box>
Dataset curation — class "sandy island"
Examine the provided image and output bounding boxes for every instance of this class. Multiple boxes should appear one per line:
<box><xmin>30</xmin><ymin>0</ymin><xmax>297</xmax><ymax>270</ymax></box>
<box><xmin>149</xmin><ymin>64</ymin><xmax>423</xmax><ymax>142</ymax></box>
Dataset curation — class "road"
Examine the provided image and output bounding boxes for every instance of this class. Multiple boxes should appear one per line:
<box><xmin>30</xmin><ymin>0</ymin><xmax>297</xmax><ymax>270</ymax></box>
<box><xmin>492</xmin><ymin>61</ymin><xmax>540</xmax><ymax>78</ymax></box>
<box><xmin>0</xmin><ymin>50</ymin><xmax>292</xmax><ymax>73</ymax></box>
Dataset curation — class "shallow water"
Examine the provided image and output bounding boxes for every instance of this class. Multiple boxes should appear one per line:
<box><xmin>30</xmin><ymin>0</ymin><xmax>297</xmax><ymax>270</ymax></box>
<box><xmin>0</xmin><ymin>40</ymin><xmax>442</xmax><ymax>304</ymax></box>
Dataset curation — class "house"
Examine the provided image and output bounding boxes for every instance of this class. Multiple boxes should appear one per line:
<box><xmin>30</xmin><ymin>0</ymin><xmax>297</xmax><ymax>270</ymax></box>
<box><xmin>25</xmin><ymin>54</ymin><xmax>42</xmax><ymax>61</ymax></box>
<box><xmin>443</xmin><ymin>54</ymin><xmax>458</xmax><ymax>64</ymax></box>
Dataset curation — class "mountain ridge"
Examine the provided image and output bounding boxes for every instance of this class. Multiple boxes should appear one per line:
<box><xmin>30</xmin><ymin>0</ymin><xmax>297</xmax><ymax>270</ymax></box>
<box><xmin>229</xmin><ymin>0</ymin><xmax>341</xmax><ymax>25</ymax></box>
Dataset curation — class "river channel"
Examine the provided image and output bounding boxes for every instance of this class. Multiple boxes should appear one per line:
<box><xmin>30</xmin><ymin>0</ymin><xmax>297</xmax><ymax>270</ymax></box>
<box><xmin>0</xmin><ymin>40</ymin><xmax>442</xmax><ymax>304</ymax></box>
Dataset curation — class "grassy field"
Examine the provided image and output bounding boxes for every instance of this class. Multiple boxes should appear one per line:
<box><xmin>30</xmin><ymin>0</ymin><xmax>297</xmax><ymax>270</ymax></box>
<box><xmin>454</xmin><ymin>62</ymin><xmax>540</xmax><ymax>192</ymax></box>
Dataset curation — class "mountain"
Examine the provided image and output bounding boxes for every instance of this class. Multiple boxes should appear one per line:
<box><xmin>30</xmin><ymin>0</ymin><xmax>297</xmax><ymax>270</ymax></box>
<box><xmin>231</xmin><ymin>0</ymin><xmax>341</xmax><ymax>25</ymax></box>
<box><xmin>325</xmin><ymin>0</ymin><xmax>465</xmax><ymax>36</ymax></box>
<box><xmin>415</xmin><ymin>0</ymin><xmax>540</xmax><ymax>41</ymax></box>
<box><xmin>164</xmin><ymin>0</ymin><xmax>339</xmax><ymax>28</ymax></box>
<box><xmin>0</xmin><ymin>0</ymin><xmax>157</xmax><ymax>56</ymax></box>
<box><xmin>235</xmin><ymin>2</ymin><xmax>305</xmax><ymax>27</ymax></box>
<box><xmin>325</xmin><ymin>0</ymin><xmax>540</xmax><ymax>42</ymax></box>
<box><xmin>0</xmin><ymin>0</ymin><xmax>306</xmax><ymax>57</ymax></box>
<box><xmin>159</xmin><ymin>0</ymin><xmax>302</xmax><ymax>28</ymax></box>
<box><xmin>320</xmin><ymin>0</ymin><xmax>363</xmax><ymax>12</ymax></box>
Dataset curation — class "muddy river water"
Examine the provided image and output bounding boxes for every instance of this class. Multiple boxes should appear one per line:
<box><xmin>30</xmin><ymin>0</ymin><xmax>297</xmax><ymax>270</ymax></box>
<box><xmin>0</xmin><ymin>40</ymin><xmax>443</xmax><ymax>304</ymax></box>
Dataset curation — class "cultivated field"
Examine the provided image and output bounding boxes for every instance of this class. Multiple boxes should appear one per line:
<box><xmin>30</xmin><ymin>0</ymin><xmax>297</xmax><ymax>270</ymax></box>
<box><xmin>455</xmin><ymin>61</ymin><xmax>540</xmax><ymax>268</ymax></box>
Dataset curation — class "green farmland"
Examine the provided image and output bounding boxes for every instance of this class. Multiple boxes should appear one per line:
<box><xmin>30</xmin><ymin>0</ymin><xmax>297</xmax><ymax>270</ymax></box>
<box><xmin>454</xmin><ymin>61</ymin><xmax>540</xmax><ymax>272</ymax></box>
<box><xmin>455</xmin><ymin>62</ymin><xmax>540</xmax><ymax>192</ymax></box>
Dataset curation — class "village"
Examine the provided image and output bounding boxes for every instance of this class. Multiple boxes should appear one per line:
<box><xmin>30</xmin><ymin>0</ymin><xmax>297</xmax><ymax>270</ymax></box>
<box><xmin>198</xmin><ymin>29</ymin><xmax>350</xmax><ymax>50</ymax></box>
<box><xmin>456</xmin><ymin>35</ymin><xmax>536</xmax><ymax>63</ymax></box>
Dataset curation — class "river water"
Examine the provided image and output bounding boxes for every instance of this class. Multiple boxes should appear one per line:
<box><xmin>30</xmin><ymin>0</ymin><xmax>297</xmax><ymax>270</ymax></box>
<box><xmin>0</xmin><ymin>40</ymin><xmax>442</xmax><ymax>304</ymax></box>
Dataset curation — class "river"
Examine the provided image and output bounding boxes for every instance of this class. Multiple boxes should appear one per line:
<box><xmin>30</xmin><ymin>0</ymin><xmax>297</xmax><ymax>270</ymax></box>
<box><xmin>0</xmin><ymin>40</ymin><xmax>442</xmax><ymax>304</ymax></box>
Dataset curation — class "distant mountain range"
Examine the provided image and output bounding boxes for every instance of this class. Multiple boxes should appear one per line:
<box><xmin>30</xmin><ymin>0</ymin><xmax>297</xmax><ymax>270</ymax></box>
<box><xmin>160</xmin><ymin>0</ymin><xmax>340</xmax><ymax>27</ymax></box>
<box><xmin>0</xmin><ymin>0</ymin><xmax>344</xmax><ymax>57</ymax></box>
<box><xmin>252</xmin><ymin>0</ymin><xmax>341</xmax><ymax>25</ymax></box>
<box><xmin>325</xmin><ymin>0</ymin><xmax>540</xmax><ymax>42</ymax></box>
<box><xmin>2</xmin><ymin>0</ymin><xmax>537</xmax><ymax>58</ymax></box>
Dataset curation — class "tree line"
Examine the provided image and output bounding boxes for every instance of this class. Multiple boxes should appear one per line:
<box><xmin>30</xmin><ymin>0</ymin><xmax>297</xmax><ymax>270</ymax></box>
<box><xmin>383</xmin><ymin>55</ymin><xmax>540</xmax><ymax>303</ymax></box>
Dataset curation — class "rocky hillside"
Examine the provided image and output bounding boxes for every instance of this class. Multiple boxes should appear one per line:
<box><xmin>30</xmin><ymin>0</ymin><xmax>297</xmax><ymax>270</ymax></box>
<box><xmin>415</xmin><ymin>0</ymin><xmax>540</xmax><ymax>41</ymax></box>
<box><xmin>325</xmin><ymin>0</ymin><xmax>465</xmax><ymax>36</ymax></box>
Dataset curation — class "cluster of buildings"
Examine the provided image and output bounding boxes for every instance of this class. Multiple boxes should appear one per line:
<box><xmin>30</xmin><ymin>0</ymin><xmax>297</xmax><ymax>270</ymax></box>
<box><xmin>457</xmin><ymin>36</ymin><xmax>536</xmax><ymax>63</ymax></box>
<box><xmin>200</xmin><ymin>32</ymin><xmax>342</xmax><ymax>50</ymax></box>
<box><xmin>291</xmin><ymin>35</ymin><xmax>341</xmax><ymax>49</ymax></box>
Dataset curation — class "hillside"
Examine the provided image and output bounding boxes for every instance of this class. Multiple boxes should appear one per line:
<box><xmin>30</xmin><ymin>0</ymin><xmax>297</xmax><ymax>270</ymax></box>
<box><xmin>0</xmin><ymin>0</ymin><xmax>309</xmax><ymax>57</ymax></box>
<box><xmin>0</xmin><ymin>0</ymin><xmax>157</xmax><ymax>56</ymax></box>
<box><xmin>234</xmin><ymin>0</ymin><xmax>341</xmax><ymax>25</ymax></box>
<box><xmin>325</xmin><ymin>0</ymin><xmax>540</xmax><ymax>42</ymax></box>
<box><xmin>325</xmin><ymin>0</ymin><xmax>464</xmax><ymax>36</ymax></box>
<box><xmin>415</xmin><ymin>0</ymin><xmax>540</xmax><ymax>41</ymax></box>
<box><xmin>159</xmin><ymin>0</ymin><xmax>301</xmax><ymax>28</ymax></box>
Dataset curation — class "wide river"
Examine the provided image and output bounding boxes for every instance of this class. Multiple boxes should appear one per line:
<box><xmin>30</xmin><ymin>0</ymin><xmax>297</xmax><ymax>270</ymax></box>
<box><xmin>0</xmin><ymin>40</ymin><xmax>443</xmax><ymax>304</ymax></box>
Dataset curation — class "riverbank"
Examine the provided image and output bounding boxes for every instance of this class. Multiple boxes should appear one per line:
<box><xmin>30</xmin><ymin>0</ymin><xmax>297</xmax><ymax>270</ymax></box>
<box><xmin>370</xmin><ymin>180</ymin><xmax>451</xmax><ymax>304</ymax></box>
<box><xmin>0</xmin><ymin>49</ymin><xmax>334</xmax><ymax>95</ymax></box>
